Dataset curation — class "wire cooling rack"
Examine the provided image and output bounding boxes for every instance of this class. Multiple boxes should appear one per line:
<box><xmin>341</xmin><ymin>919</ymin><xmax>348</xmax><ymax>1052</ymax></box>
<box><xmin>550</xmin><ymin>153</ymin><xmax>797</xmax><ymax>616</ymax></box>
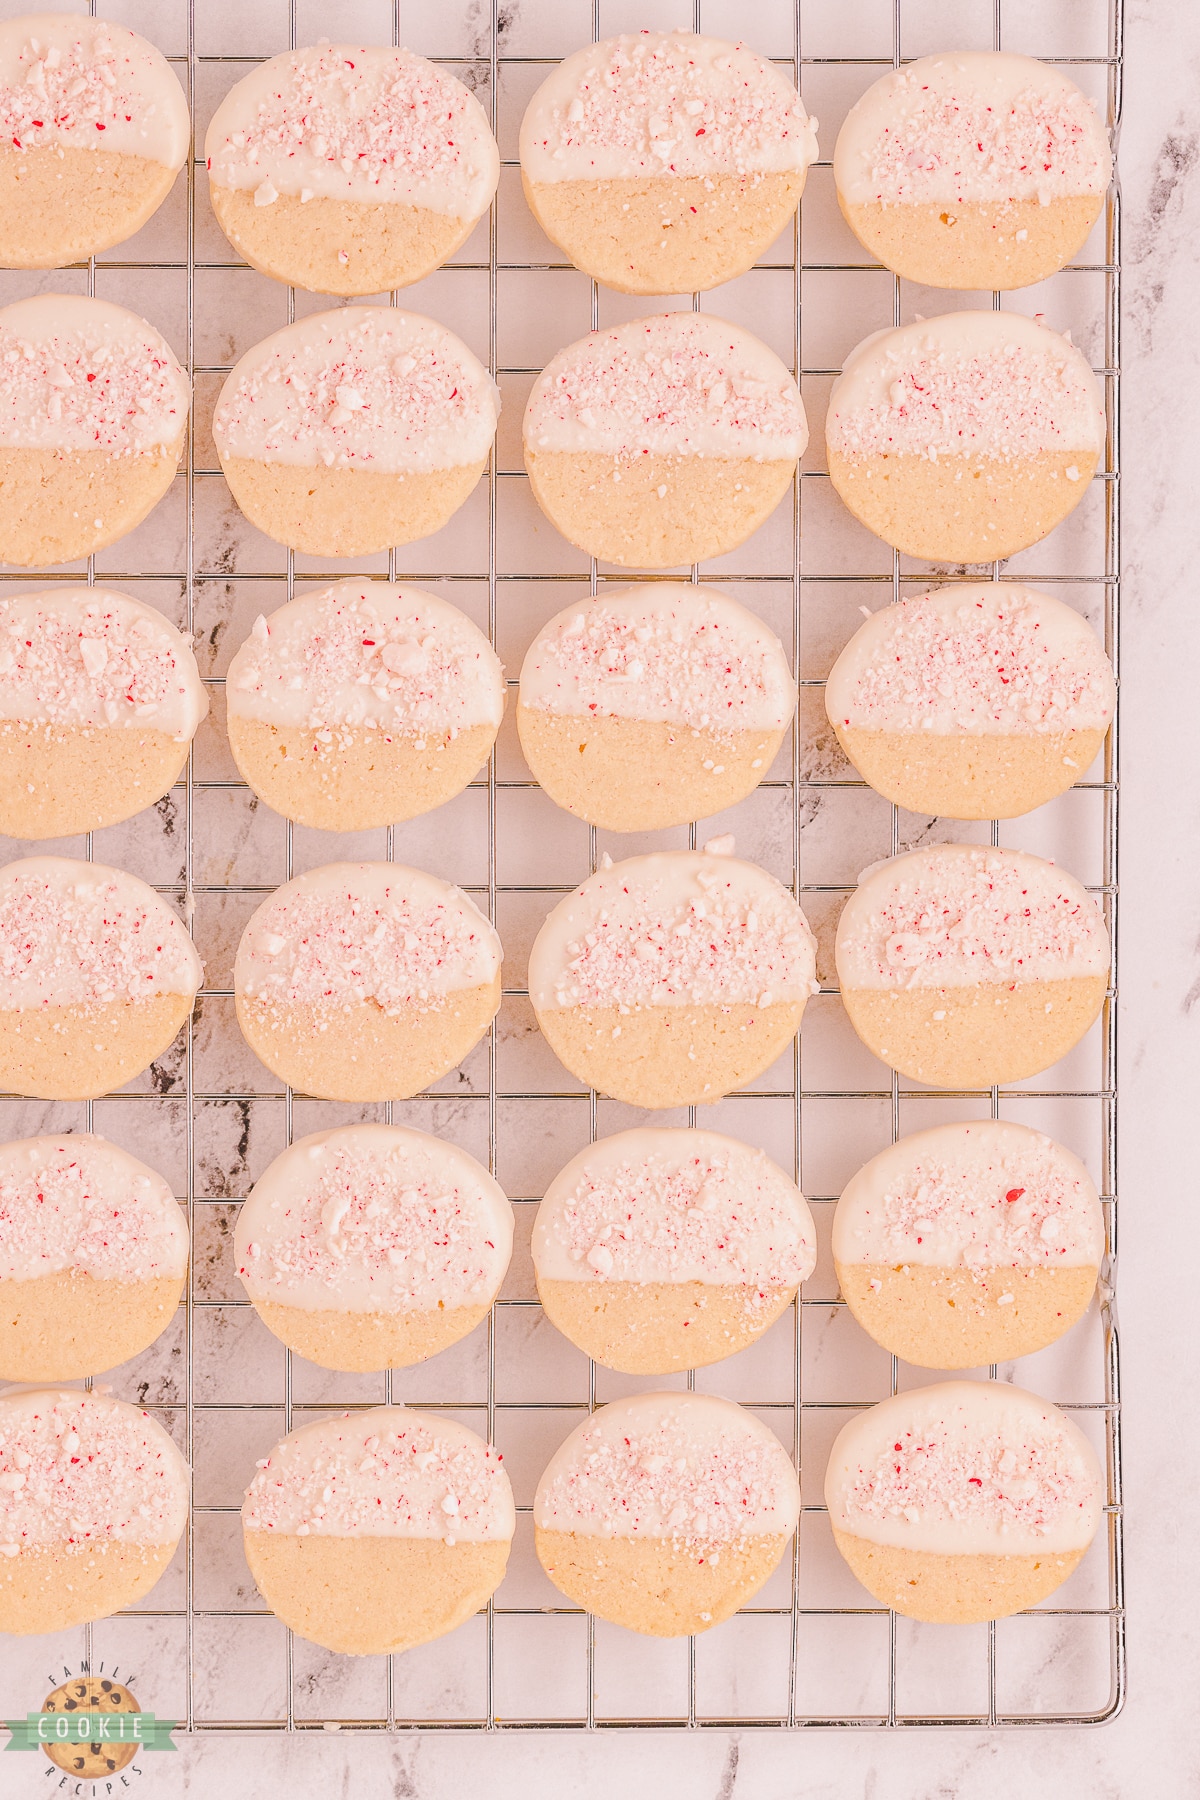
<box><xmin>0</xmin><ymin>0</ymin><xmax>1122</xmax><ymax>1735</ymax></box>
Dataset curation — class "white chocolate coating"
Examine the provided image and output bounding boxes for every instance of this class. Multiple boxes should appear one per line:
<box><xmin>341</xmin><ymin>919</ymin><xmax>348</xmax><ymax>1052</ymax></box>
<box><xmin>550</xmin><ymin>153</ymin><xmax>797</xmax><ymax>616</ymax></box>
<box><xmin>0</xmin><ymin>14</ymin><xmax>189</xmax><ymax>167</ymax></box>
<box><xmin>243</xmin><ymin>1405</ymin><xmax>513</xmax><ymax>1543</ymax></box>
<box><xmin>0</xmin><ymin>587</ymin><xmax>207</xmax><ymax>742</ymax></box>
<box><xmin>213</xmin><ymin>307</ymin><xmax>499</xmax><ymax>476</ymax></box>
<box><xmin>533</xmin><ymin>1126</ymin><xmax>814</xmax><ymax>1289</ymax></box>
<box><xmin>825</xmin><ymin>584</ymin><xmax>1115</xmax><ymax>737</ymax></box>
<box><xmin>520</xmin><ymin>31</ymin><xmax>817</xmax><ymax>186</ymax></box>
<box><xmin>524</xmin><ymin>313</ymin><xmax>806</xmax><ymax>462</ymax></box>
<box><xmin>235</xmin><ymin>1123</ymin><xmax>512</xmax><ymax>1315</ymax></box>
<box><xmin>528</xmin><ymin>842</ymin><xmax>817</xmax><ymax>1014</ymax></box>
<box><xmin>826</xmin><ymin>312</ymin><xmax>1104</xmax><ymax>462</ymax></box>
<box><xmin>0</xmin><ymin>294</ymin><xmax>189</xmax><ymax>456</ymax></box>
<box><xmin>832</xmin><ymin>1120</ymin><xmax>1103</xmax><ymax>1273</ymax></box>
<box><xmin>519</xmin><ymin>583</ymin><xmax>793</xmax><ymax>734</ymax></box>
<box><xmin>0</xmin><ymin>856</ymin><xmax>201</xmax><ymax>1011</ymax></box>
<box><xmin>0</xmin><ymin>1386</ymin><xmax>188</xmax><ymax>1551</ymax></box>
<box><xmin>227</xmin><ymin>581</ymin><xmax>504</xmax><ymax>738</ymax></box>
<box><xmin>534</xmin><ymin>1391</ymin><xmax>800</xmax><ymax>1542</ymax></box>
<box><xmin>834</xmin><ymin>52</ymin><xmax>1110</xmax><ymax>208</ymax></box>
<box><xmin>206</xmin><ymin>44</ymin><xmax>498</xmax><ymax>218</ymax></box>
<box><xmin>235</xmin><ymin>862</ymin><xmax>500</xmax><ymax>1015</ymax></box>
<box><xmin>0</xmin><ymin>1132</ymin><xmax>186</xmax><ymax>1283</ymax></box>
<box><xmin>825</xmin><ymin>1380</ymin><xmax>1103</xmax><ymax>1556</ymax></box>
<box><xmin>835</xmin><ymin>845</ymin><xmax>1110</xmax><ymax>992</ymax></box>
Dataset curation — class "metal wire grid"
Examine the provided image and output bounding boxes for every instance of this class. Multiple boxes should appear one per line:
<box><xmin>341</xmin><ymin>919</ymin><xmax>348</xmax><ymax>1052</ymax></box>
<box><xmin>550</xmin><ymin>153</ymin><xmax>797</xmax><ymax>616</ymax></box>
<box><xmin>0</xmin><ymin>0</ymin><xmax>1122</xmax><ymax>1733</ymax></box>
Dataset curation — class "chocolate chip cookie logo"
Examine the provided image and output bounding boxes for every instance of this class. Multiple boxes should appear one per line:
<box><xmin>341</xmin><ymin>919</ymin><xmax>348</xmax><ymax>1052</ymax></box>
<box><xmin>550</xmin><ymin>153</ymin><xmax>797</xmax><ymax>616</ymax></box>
<box><xmin>4</xmin><ymin>1665</ymin><xmax>177</xmax><ymax>1778</ymax></box>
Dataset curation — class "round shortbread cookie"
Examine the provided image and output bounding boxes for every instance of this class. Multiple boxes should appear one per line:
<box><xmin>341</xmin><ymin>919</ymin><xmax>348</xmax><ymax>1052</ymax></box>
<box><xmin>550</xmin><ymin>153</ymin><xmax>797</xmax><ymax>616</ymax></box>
<box><xmin>833</xmin><ymin>1120</ymin><xmax>1104</xmax><ymax>1368</ymax></box>
<box><xmin>226</xmin><ymin>580</ymin><xmax>504</xmax><ymax>831</ymax></box>
<box><xmin>835</xmin><ymin>844</ymin><xmax>1110</xmax><ymax>1090</ymax></box>
<box><xmin>825</xmin><ymin>1380</ymin><xmax>1103</xmax><ymax>1623</ymax></box>
<box><xmin>523</xmin><ymin>312</ymin><xmax>806</xmax><ymax>567</ymax></box>
<box><xmin>0</xmin><ymin>1132</ymin><xmax>187</xmax><ymax>1380</ymax></box>
<box><xmin>519</xmin><ymin>31</ymin><xmax>818</xmax><ymax>296</ymax></box>
<box><xmin>242</xmin><ymin>1406</ymin><xmax>513</xmax><ymax>1655</ymax></box>
<box><xmin>236</xmin><ymin>1122</ymin><xmax>513</xmax><ymax>1372</ymax></box>
<box><xmin>517</xmin><ymin>582</ymin><xmax>794</xmax><ymax>831</ymax></box>
<box><xmin>206</xmin><ymin>44</ymin><xmax>499</xmax><ymax>297</ymax></box>
<box><xmin>0</xmin><ymin>856</ymin><xmax>202</xmax><ymax>1100</ymax></box>
<box><xmin>0</xmin><ymin>15</ymin><xmax>189</xmax><ymax>269</ymax></box>
<box><xmin>826</xmin><ymin>311</ymin><xmax>1105</xmax><ymax>564</ymax></box>
<box><xmin>235</xmin><ymin>860</ymin><xmax>501</xmax><ymax>1102</ymax></box>
<box><xmin>0</xmin><ymin>586</ymin><xmax>207</xmax><ymax>838</ymax></box>
<box><xmin>532</xmin><ymin>1127</ymin><xmax>815</xmax><ymax>1372</ymax></box>
<box><xmin>534</xmin><ymin>1392</ymin><xmax>800</xmax><ymax>1636</ymax></box>
<box><xmin>529</xmin><ymin>837</ymin><xmax>817</xmax><ymax>1108</ymax></box>
<box><xmin>825</xmin><ymin>583</ymin><xmax>1115</xmax><ymax>820</ymax></box>
<box><xmin>0</xmin><ymin>294</ymin><xmax>189</xmax><ymax>567</ymax></box>
<box><xmin>834</xmin><ymin>52</ymin><xmax>1111</xmax><ymax>291</ymax></box>
<box><xmin>213</xmin><ymin>306</ymin><xmax>499</xmax><ymax>558</ymax></box>
<box><xmin>0</xmin><ymin>1386</ymin><xmax>188</xmax><ymax>1633</ymax></box>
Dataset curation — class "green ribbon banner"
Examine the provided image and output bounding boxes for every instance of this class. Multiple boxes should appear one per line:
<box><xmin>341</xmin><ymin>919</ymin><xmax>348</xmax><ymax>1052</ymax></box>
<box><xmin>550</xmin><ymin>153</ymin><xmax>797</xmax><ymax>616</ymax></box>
<box><xmin>4</xmin><ymin>1712</ymin><xmax>178</xmax><ymax>1751</ymax></box>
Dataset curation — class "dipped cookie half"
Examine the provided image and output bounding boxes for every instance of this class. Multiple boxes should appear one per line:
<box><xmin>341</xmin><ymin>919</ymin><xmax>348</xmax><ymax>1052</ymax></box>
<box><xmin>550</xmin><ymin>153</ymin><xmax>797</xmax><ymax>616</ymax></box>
<box><xmin>833</xmin><ymin>1120</ymin><xmax>1104</xmax><ymax>1367</ymax></box>
<box><xmin>825</xmin><ymin>1380</ymin><xmax>1103</xmax><ymax>1622</ymax></box>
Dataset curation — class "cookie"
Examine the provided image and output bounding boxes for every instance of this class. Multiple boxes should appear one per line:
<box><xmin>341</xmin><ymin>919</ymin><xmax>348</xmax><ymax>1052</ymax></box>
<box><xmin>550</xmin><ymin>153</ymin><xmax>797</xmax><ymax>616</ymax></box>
<box><xmin>826</xmin><ymin>311</ymin><xmax>1104</xmax><ymax>564</ymax></box>
<box><xmin>213</xmin><ymin>306</ymin><xmax>499</xmax><ymax>558</ymax></box>
<box><xmin>235</xmin><ymin>860</ymin><xmax>501</xmax><ymax>1101</ymax></box>
<box><xmin>0</xmin><ymin>1132</ymin><xmax>188</xmax><ymax>1380</ymax></box>
<box><xmin>532</xmin><ymin>1126</ymin><xmax>815</xmax><ymax>1372</ymax></box>
<box><xmin>523</xmin><ymin>312</ymin><xmax>805</xmax><ymax>567</ymax></box>
<box><xmin>206</xmin><ymin>44</ymin><xmax>498</xmax><ymax>297</ymax></box>
<box><xmin>835</xmin><ymin>844</ymin><xmax>1109</xmax><ymax>1089</ymax></box>
<box><xmin>242</xmin><ymin>1406</ymin><xmax>513</xmax><ymax>1655</ymax></box>
<box><xmin>833</xmin><ymin>1120</ymin><xmax>1104</xmax><ymax>1368</ymax></box>
<box><xmin>534</xmin><ymin>1392</ymin><xmax>800</xmax><ymax>1636</ymax></box>
<box><xmin>825</xmin><ymin>583</ymin><xmax>1115</xmax><ymax>820</ymax></box>
<box><xmin>40</xmin><ymin>1675</ymin><xmax>139</xmax><ymax>1778</ymax></box>
<box><xmin>236</xmin><ymin>1122</ymin><xmax>513</xmax><ymax>1372</ymax></box>
<box><xmin>825</xmin><ymin>1380</ymin><xmax>1103</xmax><ymax>1623</ymax></box>
<box><xmin>0</xmin><ymin>586</ymin><xmax>207</xmax><ymax>838</ymax></box>
<box><xmin>0</xmin><ymin>294</ymin><xmax>189</xmax><ymax>567</ymax></box>
<box><xmin>519</xmin><ymin>31</ymin><xmax>817</xmax><ymax>296</ymax></box>
<box><xmin>226</xmin><ymin>579</ymin><xmax>504</xmax><ymax>831</ymax></box>
<box><xmin>0</xmin><ymin>1386</ymin><xmax>188</xmax><ymax>1633</ymax></box>
<box><xmin>834</xmin><ymin>52</ymin><xmax>1111</xmax><ymax>291</ymax></box>
<box><xmin>529</xmin><ymin>838</ymin><xmax>817</xmax><ymax>1108</ymax></box>
<box><xmin>0</xmin><ymin>856</ymin><xmax>202</xmax><ymax>1100</ymax></box>
<box><xmin>0</xmin><ymin>15</ymin><xmax>189</xmax><ymax>269</ymax></box>
<box><xmin>517</xmin><ymin>582</ymin><xmax>794</xmax><ymax>831</ymax></box>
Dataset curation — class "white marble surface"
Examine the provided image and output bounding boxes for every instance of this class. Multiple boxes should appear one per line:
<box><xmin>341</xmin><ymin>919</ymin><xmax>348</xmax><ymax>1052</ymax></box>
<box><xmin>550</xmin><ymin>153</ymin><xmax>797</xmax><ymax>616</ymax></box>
<box><xmin>2</xmin><ymin>0</ymin><xmax>1197</xmax><ymax>1793</ymax></box>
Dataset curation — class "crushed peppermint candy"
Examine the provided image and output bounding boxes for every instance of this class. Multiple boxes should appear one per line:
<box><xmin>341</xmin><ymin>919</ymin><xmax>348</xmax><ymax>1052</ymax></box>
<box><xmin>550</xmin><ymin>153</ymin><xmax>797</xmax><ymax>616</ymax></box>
<box><xmin>206</xmin><ymin>45</ymin><xmax>496</xmax><ymax>215</ymax></box>
<box><xmin>237</xmin><ymin>865</ymin><xmax>499</xmax><ymax>1016</ymax></box>
<box><xmin>0</xmin><ymin>1389</ymin><xmax>188</xmax><ymax>1548</ymax></box>
<box><xmin>0</xmin><ymin>590</ymin><xmax>203</xmax><ymax>739</ymax></box>
<box><xmin>243</xmin><ymin>1409</ymin><xmax>512</xmax><ymax>1542</ymax></box>
<box><xmin>829</xmin><ymin>588</ymin><xmax>1114</xmax><ymax>736</ymax></box>
<box><xmin>525</xmin><ymin>313</ymin><xmax>805</xmax><ymax>462</ymax></box>
<box><xmin>521</xmin><ymin>586</ymin><xmax>792</xmax><ymax>735</ymax></box>
<box><xmin>213</xmin><ymin>308</ymin><xmax>498</xmax><ymax>476</ymax></box>
<box><xmin>0</xmin><ymin>1135</ymin><xmax>186</xmax><ymax>1283</ymax></box>
<box><xmin>0</xmin><ymin>19</ymin><xmax>187</xmax><ymax>163</ymax></box>
<box><xmin>538</xmin><ymin>1131</ymin><xmax>813</xmax><ymax>1290</ymax></box>
<box><xmin>0</xmin><ymin>860</ymin><xmax>200</xmax><ymax>1012</ymax></box>
<box><xmin>522</xmin><ymin>31</ymin><xmax>818</xmax><ymax>183</ymax></box>
<box><xmin>0</xmin><ymin>296</ymin><xmax>189</xmax><ymax>456</ymax></box>
<box><xmin>226</xmin><ymin>582</ymin><xmax>503</xmax><ymax>738</ymax></box>
<box><xmin>838</xmin><ymin>847</ymin><xmax>1108</xmax><ymax>991</ymax></box>
<box><xmin>535</xmin><ymin>1394</ymin><xmax>799</xmax><ymax>1543</ymax></box>
<box><xmin>236</xmin><ymin>1128</ymin><xmax>508</xmax><ymax>1312</ymax></box>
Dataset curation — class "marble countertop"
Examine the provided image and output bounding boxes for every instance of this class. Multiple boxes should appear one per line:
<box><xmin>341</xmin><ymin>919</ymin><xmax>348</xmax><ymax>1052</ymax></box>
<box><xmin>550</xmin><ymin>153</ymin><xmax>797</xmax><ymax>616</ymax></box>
<box><xmin>4</xmin><ymin>0</ymin><xmax>1197</xmax><ymax>1794</ymax></box>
